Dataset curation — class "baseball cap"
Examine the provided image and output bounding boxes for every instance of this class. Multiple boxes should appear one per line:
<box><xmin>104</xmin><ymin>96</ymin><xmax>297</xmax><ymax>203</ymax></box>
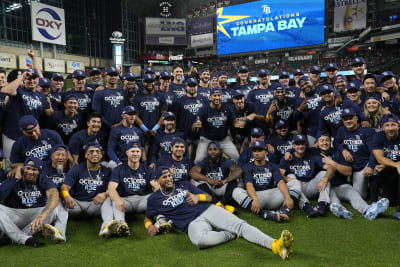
<box><xmin>84</xmin><ymin>142</ymin><xmax>103</xmax><ymax>151</ymax></box>
<box><xmin>333</xmin><ymin>74</ymin><xmax>347</xmax><ymax>84</ymax></box>
<box><xmin>210</xmin><ymin>88</ymin><xmax>222</xmax><ymax>96</ymax></box>
<box><xmin>143</xmin><ymin>74</ymin><xmax>155</xmax><ymax>82</ymax></box>
<box><xmin>363</xmin><ymin>73</ymin><xmax>377</xmax><ymax>83</ymax></box>
<box><xmin>294</xmin><ymin>69</ymin><xmax>304</xmax><ymax>75</ymax></box>
<box><xmin>292</xmin><ymin>134</ymin><xmax>307</xmax><ymax>144</ymax></box>
<box><xmin>251</xmin><ymin>141</ymin><xmax>267</xmax><ymax>150</ymax></box>
<box><xmin>186</xmin><ymin>77</ymin><xmax>198</xmax><ymax>86</ymax></box>
<box><xmin>231</xmin><ymin>90</ymin><xmax>245</xmax><ymax>98</ymax></box>
<box><xmin>72</xmin><ymin>70</ymin><xmax>86</xmax><ymax>78</ymax></box>
<box><xmin>251</xmin><ymin>128</ymin><xmax>264</xmax><ymax>136</ymax></box>
<box><xmin>90</xmin><ymin>68</ymin><xmax>102</xmax><ymax>75</ymax></box>
<box><xmin>122</xmin><ymin>72</ymin><xmax>135</xmax><ymax>80</ymax></box>
<box><xmin>351</xmin><ymin>57</ymin><xmax>366</xmax><ymax>65</ymax></box>
<box><xmin>275</xmin><ymin>120</ymin><xmax>288</xmax><ymax>129</ymax></box>
<box><xmin>172</xmin><ymin>137</ymin><xmax>186</xmax><ymax>146</ymax></box>
<box><xmin>218</xmin><ymin>71</ymin><xmax>228</xmax><ymax>77</ymax></box>
<box><xmin>271</xmin><ymin>82</ymin><xmax>285</xmax><ymax>92</ymax></box>
<box><xmin>160</xmin><ymin>71</ymin><xmax>171</xmax><ymax>79</ymax></box>
<box><xmin>317</xmin><ymin>132</ymin><xmax>330</xmax><ymax>139</ymax></box>
<box><xmin>145</xmin><ymin>67</ymin><xmax>155</xmax><ymax>74</ymax></box>
<box><xmin>125</xmin><ymin>140</ymin><xmax>142</xmax><ymax>151</ymax></box>
<box><xmin>19</xmin><ymin>115</ymin><xmax>37</xmax><ymax>131</ymax></box>
<box><xmin>62</xmin><ymin>93</ymin><xmax>78</xmax><ymax>102</ymax></box>
<box><xmin>199</xmin><ymin>68</ymin><xmax>210</xmax><ymax>74</ymax></box>
<box><xmin>279</xmin><ymin>71</ymin><xmax>290</xmax><ymax>78</ymax></box>
<box><xmin>309</xmin><ymin>66</ymin><xmax>321</xmax><ymax>73</ymax></box>
<box><xmin>39</xmin><ymin>78</ymin><xmax>50</xmax><ymax>87</ymax></box>
<box><xmin>318</xmin><ymin>84</ymin><xmax>335</xmax><ymax>95</ymax></box>
<box><xmin>25</xmin><ymin>69</ymin><xmax>39</xmax><ymax>77</ymax></box>
<box><xmin>258</xmin><ymin>69</ymin><xmax>270</xmax><ymax>76</ymax></box>
<box><xmin>24</xmin><ymin>157</ymin><xmax>43</xmax><ymax>171</ymax></box>
<box><xmin>163</xmin><ymin>111</ymin><xmax>176</xmax><ymax>119</ymax></box>
<box><xmin>341</xmin><ymin>108</ymin><xmax>356</xmax><ymax>117</ymax></box>
<box><xmin>155</xmin><ymin>166</ymin><xmax>171</xmax><ymax>179</ymax></box>
<box><xmin>325</xmin><ymin>63</ymin><xmax>338</xmax><ymax>71</ymax></box>
<box><xmin>238</xmin><ymin>66</ymin><xmax>248</xmax><ymax>73</ymax></box>
<box><xmin>347</xmin><ymin>82</ymin><xmax>360</xmax><ymax>91</ymax></box>
<box><xmin>0</xmin><ymin>149</ymin><xmax>4</xmax><ymax>158</ymax></box>
<box><xmin>381</xmin><ymin>113</ymin><xmax>399</xmax><ymax>126</ymax></box>
<box><xmin>380</xmin><ymin>71</ymin><xmax>395</xmax><ymax>83</ymax></box>
<box><xmin>207</xmin><ymin>141</ymin><xmax>221</xmax><ymax>149</ymax></box>
<box><xmin>298</xmin><ymin>76</ymin><xmax>310</xmax><ymax>84</ymax></box>
<box><xmin>50</xmin><ymin>144</ymin><xmax>69</xmax><ymax>156</ymax></box>
<box><xmin>105</xmin><ymin>67</ymin><xmax>118</xmax><ymax>75</ymax></box>
<box><xmin>121</xmin><ymin>105</ymin><xmax>136</xmax><ymax>115</ymax></box>
<box><xmin>51</xmin><ymin>73</ymin><xmax>64</xmax><ymax>80</ymax></box>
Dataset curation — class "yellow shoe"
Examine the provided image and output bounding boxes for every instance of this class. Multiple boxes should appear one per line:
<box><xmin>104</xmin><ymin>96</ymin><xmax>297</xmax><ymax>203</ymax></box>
<box><xmin>42</xmin><ymin>224</ymin><xmax>65</xmax><ymax>243</ymax></box>
<box><xmin>216</xmin><ymin>202</ymin><xmax>225</xmax><ymax>209</ymax></box>
<box><xmin>271</xmin><ymin>230</ymin><xmax>294</xmax><ymax>260</ymax></box>
<box><xmin>100</xmin><ymin>220</ymin><xmax>120</xmax><ymax>238</ymax></box>
<box><xmin>224</xmin><ymin>205</ymin><xmax>235</xmax><ymax>214</ymax></box>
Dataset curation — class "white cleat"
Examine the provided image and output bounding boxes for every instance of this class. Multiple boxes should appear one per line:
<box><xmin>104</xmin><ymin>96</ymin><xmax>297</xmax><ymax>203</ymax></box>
<box><xmin>42</xmin><ymin>224</ymin><xmax>65</xmax><ymax>243</ymax></box>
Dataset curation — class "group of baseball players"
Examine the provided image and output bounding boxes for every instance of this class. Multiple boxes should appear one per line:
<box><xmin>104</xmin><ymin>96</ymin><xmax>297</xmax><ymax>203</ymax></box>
<box><xmin>0</xmin><ymin>49</ymin><xmax>399</xmax><ymax>260</ymax></box>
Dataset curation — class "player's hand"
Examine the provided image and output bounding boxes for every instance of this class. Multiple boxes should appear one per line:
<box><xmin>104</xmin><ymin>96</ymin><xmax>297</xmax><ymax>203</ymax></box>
<box><xmin>381</xmin><ymin>91</ymin><xmax>390</xmax><ymax>102</ymax></box>
<box><xmin>297</xmin><ymin>99</ymin><xmax>307</xmax><ymax>112</ymax></box>
<box><xmin>213</xmin><ymin>180</ymin><xmax>224</xmax><ymax>188</ymax></box>
<box><xmin>267</xmin><ymin>101</ymin><xmax>277</xmax><ymax>114</ymax></box>
<box><xmin>149</xmin><ymin>163</ymin><xmax>156</xmax><ymax>169</ymax></box>
<box><xmin>13</xmin><ymin>166</ymin><xmax>23</xmax><ymax>180</ymax></box>
<box><xmin>207</xmin><ymin>178</ymin><xmax>217</xmax><ymax>187</ymax></box>
<box><xmin>317</xmin><ymin>179</ymin><xmax>328</xmax><ymax>192</ymax></box>
<box><xmin>246</xmin><ymin>113</ymin><xmax>256</xmax><ymax>121</ymax></box>
<box><xmin>283</xmin><ymin>197</ymin><xmax>294</xmax><ymax>209</ymax></box>
<box><xmin>251</xmin><ymin>198</ymin><xmax>261</xmax><ymax>214</ymax></box>
<box><xmin>147</xmin><ymin>130</ymin><xmax>156</xmax><ymax>136</ymax></box>
<box><xmin>284</xmin><ymin>152</ymin><xmax>293</xmax><ymax>161</ymax></box>
<box><xmin>361</xmin><ymin>121</ymin><xmax>370</xmax><ymax>128</ymax></box>
<box><xmin>363</xmin><ymin>167</ymin><xmax>373</xmax><ymax>177</ymax></box>
<box><xmin>267</xmin><ymin>144</ymin><xmax>275</xmax><ymax>154</ymax></box>
<box><xmin>192</xmin><ymin>116</ymin><xmax>202</xmax><ymax>129</ymax></box>
<box><xmin>115</xmin><ymin>198</ymin><xmax>127</xmax><ymax>212</ymax></box>
<box><xmin>233</xmin><ymin>118</ymin><xmax>245</xmax><ymax>128</ymax></box>
<box><xmin>92</xmin><ymin>193</ymin><xmax>107</xmax><ymax>205</ymax></box>
<box><xmin>342</xmin><ymin>150</ymin><xmax>353</xmax><ymax>162</ymax></box>
<box><xmin>375</xmin><ymin>164</ymin><xmax>385</xmax><ymax>173</ymax></box>
<box><xmin>31</xmin><ymin>215</ymin><xmax>45</xmax><ymax>233</ymax></box>
<box><xmin>312</xmin><ymin>140</ymin><xmax>319</xmax><ymax>148</ymax></box>
<box><xmin>147</xmin><ymin>224</ymin><xmax>159</xmax><ymax>236</ymax></box>
<box><xmin>186</xmin><ymin>191</ymin><xmax>200</xmax><ymax>205</ymax></box>
<box><xmin>321</xmin><ymin>153</ymin><xmax>335</xmax><ymax>166</ymax></box>
<box><xmin>334</xmin><ymin>96</ymin><xmax>343</xmax><ymax>106</ymax></box>
<box><xmin>28</xmin><ymin>44</ymin><xmax>35</xmax><ymax>58</ymax></box>
<box><xmin>112</xmin><ymin>122</ymin><xmax>121</xmax><ymax>128</ymax></box>
<box><xmin>63</xmin><ymin>195</ymin><xmax>76</xmax><ymax>209</ymax></box>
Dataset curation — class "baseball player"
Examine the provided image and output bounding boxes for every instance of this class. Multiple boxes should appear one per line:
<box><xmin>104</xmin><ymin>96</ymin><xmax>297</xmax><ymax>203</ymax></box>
<box><xmin>197</xmin><ymin>68</ymin><xmax>211</xmax><ymax>98</ymax></box>
<box><xmin>144</xmin><ymin>166</ymin><xmax>295</xmax><ymax>260</ymax></box>
<box><xmin>169</xmin><ymin>66</ymin><xmax>186</xmax><ymax>98</ymax></box>
<box><xmin>40</xmin><ymin>145</ymin><xmax>70</xmax><ymax>189</ymax></box>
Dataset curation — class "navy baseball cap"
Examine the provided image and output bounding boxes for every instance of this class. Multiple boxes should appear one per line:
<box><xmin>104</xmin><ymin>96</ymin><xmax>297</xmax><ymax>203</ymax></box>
<box><xmin>309</xmin><ymin>66</ymin><xmax>321</xmax><ymax>73</ymax></box>
<box><xmin>51</xmin><ymin>73</ymin><xmax>64</xmax><ymax>80</ymax></box>
<box><xmin>145</xmin><ymin>67</ymin><xmax>155</xmax><ymax>74</ymax></box>
<box><xmin>72</xmin><ymin>70</ymin><xmax>86</xmax><ymax>78</ymax></box>
<box><xmin>232</xmin><ymin>90</ymin><xmax>245</xmax><ymax>98</ymax></box>
<box><xmin>125</xmin><ymin>140</ymin><xmax>142</xmax><ymax>151</ymax></box>
<box><xmin>275</xmin><ymin>120</ymin><xmax>288</xmax><ymax>129</ymax></box>
<box><xmin>199</xmin><ymin>68</ymin><xmax>210</xmax><ymax>74</ymax></box>
<box><xmin>271</xmin><ymin>82</ymin><xmax>285</xmax><ymax>92</ymax></box>
<box><xmin>238</xmin><ymin>66</ymin><xmax>248</xmax><ymax>72</ymax></box>
<box><xmin>0</xmin><ymin>149</ymin><xmax>4</xmax><ymax>158</ymax></box>
<box><xmin>316</xmin><ymin>132</ymin><xmax>330</xmax><ymax>139</ymax></box>
<box><xmin>380</xmin><ymin>71</ymin><xmax>395</xmax><ymax>83</ymax></box>
<box><xmin>294</xmin><ymin>69</ymin><xmax>304</xmax><ymax>75</ymax></box>
<box><xmin>251</xmin><ymin>128</ymin><xmax>264</xmax><ymax>136</ymax></box>
<box><xmin>298</xmin><ymin>76</ymin><xmax>310</xmax><ymax>84</ymax></box>
<box><xmin>50</xmin><ymin>144</ymin><xmax>69</xmax><ymax>156</ymax></box>
<box><xmin>207</xmin><ymin>141</ymin><xmax>221</xmax><ymax>149</ymax></box>
<box><xmin>210</xmin><ymin>88</ymin><xmax>222</xmax><ymax>96</ymax></box>
<box><xmin>105</xmin><ymin>67</ymin><xmax>118</xmax><ymax>75</ymax></box>
<box><xmin>333</xmin><ymin>74</ymin><xmax>347</xmax><ymax>83</ymax></box>
<box><xmin>155</xmin><ymin>166</ymin><xmax>171</xmax><ymax>179</ymax></box>
<box><xmin>186</xmin><ymin>77</ymin><xmax>198</xmax><ymax>86</ymax></box>
<box><xmin>279</xmin><ymin>71</ymin><xmax>290</xmax><ymax>78</ymax></box>
<box><xmin>251</xmin><ymin>141</ymin><xmax>267</xmax><ymax>150</ymax></box>
<box><xmin>258</xmin><ymin>69</ymin><xmax>270</xmax><ymax>76</ymax></box>
<box><xmin>63</xmin><ymin>92</ymin><xmax>78</xmax><ymax>102</ymax></box>
<box><xmin>381</xmin><ymin>113</ymin><xmax>399</xmax><ymax>126</ymax></box>
<box><xmin>163</xmin><ymin>111</ymin><xmax>176</xmax><ymax>119</ymax></box>
<box><xmin>347</xmin><ymin>82</ymin><xmax>360</xmax><ymax>91</ymax></box>
<box><xmin>172</xmin><ymin>137</ymin><xmax>186</xmax><ymax>146</ymax></box>
<box><xmin>341</xmin><ymin>108</ymin><xmax>356</xmax><ymax>117</ymax></box>
<box><xmin>292</xmin><ymin>134</ymin><xmax>307</xmax><ymax>144</ymax></box>
<box><xmin>122</xmin><ymin>72</ymin><xmax>135</xmax><ymax>80</ymax></box>
<box><xmin>218</xmin><ymin>71</ymin><xmax>228</xmax><ymax>77</ymax></box>
<box><xmin>363</xmin><ymin>73</ymin><xmax>377</xmax><ymax>83</ymax></box>
<box><xmin>160</xmin><ymin>71</ymin><xmax>171</xmax><ymax>79</ymax></box>
<box><xmin>24</xmin><ymin>157</ymin><xmax>43</xmax><ymax>171</ymax></box>
<box><xmin>39</xmin><ymin>78</ymin><xmax>50</xmax><ymax>87</ymax></box>
<box><xmin>19</xmin><ymin>115</ymin><xmax>37</xmax><ymax>131</ymax></box>
<box><xmin>24</xmin><ymin>69</ymin><xmax>39</xmax><ymax>77</ymax></box>
<box><xmin>143</xmin><ymin>74</ymin><xmax>155</xmax><ymax>82</ymax></box>
<box><xmin>84</xmin><ymin>142</ymin><xmax>103</xmax><ymax>151</ymax></box>
<box><xmin>351</xmin><ymin>57</ymin><xmax>366</xmax><ymax>65</ymax></box>
<box><xmin>325</xmin><ymin>63</ymin><xmax>338</xmax><ymax>71</ymax></box>
<box><xmin>90</xmin><ymin>68</ymin><xmax>102</xmax><ymax>75</ymax></box>
<box><xmin>319</xmin><ymin>84</ymin><xmax>335</xmax><ymax>95</ymax></box>
<box><xmin>121</xmin><ymin>105</ymin><xmax>136</xmax><ymax>115</ymax></box>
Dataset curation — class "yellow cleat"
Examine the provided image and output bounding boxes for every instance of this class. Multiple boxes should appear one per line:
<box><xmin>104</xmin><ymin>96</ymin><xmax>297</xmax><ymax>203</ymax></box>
<box><xmin>271</xmin><ymin>230</ymin><xmax>294</xmax><ymax>260</ymax></box>
<box><xmin>42</xmin><ymin>224</ymin><xmax>65</xmax><ymax>243</ymax></box>
<box><xmin>224</xmin><ymin>205</ymin><xmax>235</xmax><ymax>214</ymax></box>
<box><xmin>99</xmin><ymin>220</ymin><xmax>120</xmax><ymax>238</ymax></box>
<box><xmin>216</xmin><ymin>202</ymin><xmax>225</xmax><ymax>208</ymax></box>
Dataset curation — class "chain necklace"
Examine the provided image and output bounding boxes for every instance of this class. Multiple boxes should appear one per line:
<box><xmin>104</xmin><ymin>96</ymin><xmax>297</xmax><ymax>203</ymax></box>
<box><xmin>160</xmin><ymin>185</ymin><xmax>175</xmax><ymax>198</ymax></box>
<box><xmin>87</xmin><ymin>166</ymin><xmax>101</xmax><ymax>180</ymax></box>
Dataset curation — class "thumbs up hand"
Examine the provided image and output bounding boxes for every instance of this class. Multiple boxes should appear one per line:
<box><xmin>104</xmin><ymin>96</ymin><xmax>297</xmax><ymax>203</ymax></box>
<box><xmin>192</xmin><ymin>116</ymin><xmax>202</xmax><ymax>130</ymax></box>
<box><xmin>186</xmin><ymin>190</ymin><xmax>199</xmax><ymax>206</ymax></box>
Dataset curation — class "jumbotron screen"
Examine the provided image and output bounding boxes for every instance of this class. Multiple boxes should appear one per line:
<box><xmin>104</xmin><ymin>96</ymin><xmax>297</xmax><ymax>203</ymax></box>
<box><xmin>216</xmin><ymin>0</ymin><xmax>325</xmax><ymax>55</ymax></box>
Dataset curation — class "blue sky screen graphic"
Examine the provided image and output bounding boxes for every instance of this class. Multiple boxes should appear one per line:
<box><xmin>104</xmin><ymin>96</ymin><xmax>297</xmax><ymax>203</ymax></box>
<box><xmin>217</xmin><ymin>0</ymin><xmax>325</xmax><ymax>55</ymax></box>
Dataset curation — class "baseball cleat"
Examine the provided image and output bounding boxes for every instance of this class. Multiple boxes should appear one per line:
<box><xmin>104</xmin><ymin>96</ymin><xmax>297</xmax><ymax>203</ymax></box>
<box><xmin>154</xmin><ymin>216</ymin><xmax>173</xmax><ymax>234</ymax></box>
<box><xmin>393</xmin><ymin>209</ymin><xmax>400</xmax><ymax>220</ymax></box>
<box><xmin>117</xmin><ymin>222</ymin><xmax>130</xmax><ymax>237</ymax></box>
<box><xmin>272</xmin><ymin>230</ymin><xmax>294</xmax><ymax>260</ymax></box>
<box><xmin>42</xmin><ymin>224</ymin><xmax>65</xmax><ymax>243</ymax></box>
<box><xmin>303</xmin><ymin>202</ymin><xmax>318</xmax><ymax>218</ymax></box>
<box><xmin>25</xmin><ymin>237</ymin><xmax>40</xmax><ymax>248</ymax></box>
<box><xmin>216</xmin><ymin>202</ymin><xmax>225</xmax><ymax>209</ymax></box>
<box><xmin>224</xmin><ymin>205</ymin><xmax>235</xmax><ymax>214</ymax></box>
<box><xmin>261</xmin><ymin>210</ymin><xmax>289</xmax><ymax>223</ymax></box>
<box><xmin>317</xmin><ymin>201</ymin><xmax>329</xmax><ymax>217</ymax></box>
<box><xmin>364</xmin><ymin>198</ymin><xmax>389</xmax><ymax>220</ymax></box>
<box><xmin>330</xmin><ymin>203</ymin><xmax>353</xmax><ymax>219</ymax></box>
<box><xmin>100</xmin><ymin>220</ymin><xmax>120</xmax><ymax>238</ymax></box>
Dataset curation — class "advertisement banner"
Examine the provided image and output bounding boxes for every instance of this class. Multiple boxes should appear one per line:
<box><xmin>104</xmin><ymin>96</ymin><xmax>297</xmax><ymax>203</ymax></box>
<box><xmin>191</xmin><ymin>33</ymin><xmax>214</xmax><ymax>47</ymax></box>
<box><xmin>18</xmin><ymin>55</ymin><xmax>43</xmax><ymax>69</ymax></box>
<box><xmin>31</xmin><ymin>2</ymin><xmax>66</xmax><ymax>45</ymax></box>
<box><xmin>0</xmin><ymin>53</ymin><xmax>17</xmax><ymax>69</ymax></box>
<box><xmin>216</xmin><ymin>0</ymin><xmax>325</xmax><ymax>55</ymax></box>
<box><xmin>145</xmin><ymin>36</ymin><xmax>186</xmax><ymax>45</ymax></box>
<box><xmin>334</xmin><ymin>0</ymin><xmax>367</xmax><ymax>33</ymax></box>
<box><xmin>145</xmin><ymin>17</ymin><xmax>186</xmax><ymax>36</ymax></box>
<box><xmin>191</xmin><ymin>17</ymin><xmax>213</xmax><ymax>35</ymax></box>
<box><xmin>44</xmin><ymin>58</ymin><xmax>65</xmax><ymax>73</ymax></box>
<box><xmin>66</xmin><ymin>61</ymin><xmax>85</xmax><ymax>73</ymax></box>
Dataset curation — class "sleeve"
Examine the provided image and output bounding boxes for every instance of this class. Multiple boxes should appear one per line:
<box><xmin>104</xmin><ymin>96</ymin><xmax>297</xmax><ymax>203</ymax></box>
<box><xmin>0</xmin><ymin>178</ymin><xmax>18</xmax><ymax>201</ymax></box>
<box><xmin>279</xmin><ymin>158</ymin><xmax>288</xmax><ymax>175</ymax></box>
<box><xmin>46</xmin><ymin>114</ymin><xmax>57</xmax><ymax>131</ymax></box>
<box><xmin>50</xmin><ymin>130</ymin><xmax>65</xmax><ymax>146</ymax></box>
<box><xmin>10</xmin><ymin>139</ymin><xmax>23</xmax><ymax>163</ymax></box>
<box><xmin>39</xmin><ymin>174</ymin><xmax>56</xmax><ymax>191</ymax></box>
<box><xmin>370</xmin><ymin>132</ymin><xmax>383</xmax><ymax>151</ymax></box>
<box><xmin>366</xmin><ymin>129</ymin><xmax>377</xmax><ymax>169</ymax></box>
<box><xmin>186</xmin><ymin>181</ymin><xmax>206</xmax><ymax>194</ymax></box>
<box><xmin>107</xmin><ymin>128</ymin><xmax>121</xmax><ymax>164</ymax></box>
<box><xmin>242</xmin><ymin>165</ymin><xmax>254</xmax><ymax>185</ymax></box>
<box><xmin>41</xmin><ymin>95</ymin><xmax>50</xmax><ymax>110</ymax></box>
<box><xmin>100</xmin><ymin>167</ymin><xmax>111</xmax><ymax>192</ymax></box>
<box><xmin>293</xmin><ymin>98</ymin><xmax>306</xmax><ymax>121</ymax></box>
<box><xmin>109</xmin><ymin>166</ymin><xmax>121</xmax><ymax>184</ymax></box>
<box><xmin>317</xmin><ymin>112</ymin><xmax>328</xmax><ymax>137</ymax></box>
<box><xmin>92</xmin><ymin>91</ymin><xmax>112</xmax><ymax>128</ymax></box>
<box><xmin>149</xmin><ymin>134</ymin><xmax>161</xmax><ymax>164</ymax></box>
<box><xmin>159</xmin><ymin>96</ymin><xmax>167</xmax><ymax>112</ymax></box>
<box><xmin>68</xmin><ymin>133</ymin><xmax>81</xmax><ymax>155</ymax></box>
<box><xmin>64</xmin><ymin>166</ymin><xmax>79</xmax><ymax>187</ymax></box>
<box><xmin>333</xmin><ymin>127</ymin><xmax>345</xmax><ymax>152</ymax></box>
<box><xmin>145</xmin><ymin>195</ymin><xmax>158</xmax><ymax>218</ymax></box>
<box><xmin>237</xmin><ymin>151</ymin><xmax>247</xmax><ymax>167</ymax></box>
<box><xmin>272</xmin><ymin>164</ymin><xmax>283</xmax><ymax>184</ymax></box>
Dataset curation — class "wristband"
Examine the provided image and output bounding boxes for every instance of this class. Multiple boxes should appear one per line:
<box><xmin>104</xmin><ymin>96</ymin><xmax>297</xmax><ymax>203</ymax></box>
<box><xmin>61</xmin><ymin>190</ymin><xmax>70</xmax><ymax>198</ymax></box>
<box><xmin>198</xmin><ymin>194</ymin><xmax>207</xmax><ymax>202</ymax></box>
<box><xmin>152</xmin><ymin>124</ymin><xmax>161</xmax><ymax>131</ymax></box>
<box><xmin>38</xmin><ymin>214</ymin><xmax>46</xmax><ymax>219</ymax></box>
<box><xmin>321</xmin><ymin>178</ymin><xmax>328</xmax><ymax>184</ymax></box>
<box><xmin>140</xmin><ymin>124</ymin><xmax>149</xmax><ymax>132</ymax></box>
<box><xmin>145</xmin><ymin>221</ymin><xmax>153</xmax><ymax>229</ymax></box>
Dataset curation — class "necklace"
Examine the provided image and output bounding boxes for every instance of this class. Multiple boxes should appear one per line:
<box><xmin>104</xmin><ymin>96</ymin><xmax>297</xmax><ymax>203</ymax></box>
<box><xmin>87</xmin><ymin>167</ymin><xmax>101</xmax><ymax>180</ymax></box>
<box><xmin>160</xmin><ymin>185</ymin><xmax>175</xmax><ymax>197</ymax></box>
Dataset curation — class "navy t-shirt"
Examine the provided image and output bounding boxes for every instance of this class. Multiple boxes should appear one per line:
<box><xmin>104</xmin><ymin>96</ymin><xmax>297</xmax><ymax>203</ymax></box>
<box><xmin>371</xmin><ymin>131</ymin><xmax>400</xmax><ymax>162</ymax></box>
<box><xmin>68</xmin><ymin>129</ymin><xmax>108</xmax><ymax>163</ymax></box>
<box><xmin>61</xmin><ymin>88</ymin><xmax>94</xmax><ymax>121</ymax></box>
<box><xmin>169</xmin><ymin>82</ymin><xmax>186</xmax><ymax>98</ymax></box>
<box><xmin>110</xmin><ymin>163</ymin><xmax>154</xmax><ymax>197</ymax></box>
<box><xmin>242</xmin><ymin>161</ymin><xmax>282</xmax><ymax>191</ymax></box>
<box><xmin>92</xmin><ymin>88</ymin><xmax>129</xmax><ymax>127</ymax></box>
<box><xmin>10</xmin><ymin>129</ymin><xmax>64</xmax><ymax>163</ymax></box>
<box><xmin>198</xmin><ymin>103</ymin><xmax>234</xmax><ymax>141</ymax></box>
<box><xmin>146</xmin><ymin>181</ymin><xmax>210</xmax><ymax>232</ymax></box>
<box><xmin>149</xmin><ymin>130</ymin><xmax>186</xmax><ymax>164</ymax></box>
<box><xmin>46</xmin><ymin>110</ymin><xmax>84</xmax><ymax>144</ymax></box>
<box><xmin>232</xmin><ymin>82</ymin><xmax>257</xmax><ymax>99</ymax></box>
<box><xmin>197</xmin><ymin>86</ymin><xmax>210</xmax><ymax>98</ymax></box>
<box><xmin>230</xmin><ymin>102</ymin><xmax>257</xmax><ymax>138</ymax></box>
<box><xmin>247</xmin><ymin>88</ymin><xmax>274</xmax><ymax>115</ymax></box>
<box><xmin>197</xmin><ymin>157</ymin><xmax>234</xmax><ymax>181</ymax></box>
<box><xmin>279</xmin><ymin>151</ymin><xmax>325</xmax><ymax>182</ymax></box>
<box><xmin>267</xmin><ymin>134</ymin><xmax>293</xmax><ymax>163</ymax></box>
<box><xmin>293</xmin><ymin>92</ymin><xmax>323</xmax><ymax>137</ymax></box>
<box><xmin>134</xmin><ymin>91</ymin><xmax>167</xmax><ymax>129</ymax></box>
<box><xmin>157</xmin><ymin>90</ymin><xmax>177</xmax><ymax>111</ymax></box>
<box><xmin>40</xmin><ymin>161</ymin><xmax>69</xmax><ymax>188</ymax></box>
<box><xmin>0</xmin><ymin>176</ymin><xmax>56</xmax><ymax>209</ymax></box>
<box><xmin>156</xmin><ymin>156</ymin><xmax>194</xmax><ymax>182</ymax></box>
<box><xmin>64</xmin><ymin>162</ymin><xmax>110</xmax><ymax>201</ymax></box>
<box><xmin>48</xmin><ymin>91</ymin><xmax>63</xmax><ymax>111</ymax></box>
<box><xmin>238</xmin><ymin>147</ymin><xmax>276</xmax><ymax>167</ymax></box>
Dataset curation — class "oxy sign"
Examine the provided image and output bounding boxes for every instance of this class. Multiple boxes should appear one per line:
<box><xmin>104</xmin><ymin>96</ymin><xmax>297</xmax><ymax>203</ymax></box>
<box><xmin>31</xmin><ymin>2</ymin><xmax>66</xmax><ymax>45</ymax></box>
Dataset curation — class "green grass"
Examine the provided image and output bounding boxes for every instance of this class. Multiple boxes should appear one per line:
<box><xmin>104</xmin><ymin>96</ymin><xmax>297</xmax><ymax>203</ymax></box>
<box><xmin>0</xmin><ymin>205</ymin><xmax>399</xmax><ymax>267</ymax></box>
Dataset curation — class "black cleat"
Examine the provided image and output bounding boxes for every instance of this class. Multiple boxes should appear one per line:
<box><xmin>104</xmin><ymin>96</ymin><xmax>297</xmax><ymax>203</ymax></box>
<box><xmin>25</xmin><ymin>237</ymin><xmax>40</xmax><ymax>248</ymax></box>
<box><xmin>317</xmin><ymin>201</ymin><xmax>328</xmax><ymax>217</ymax></box>
<box><xmin>303</xmin><ymin>202</ymin><xmax>318</xmax><ymax>218</ymax></box>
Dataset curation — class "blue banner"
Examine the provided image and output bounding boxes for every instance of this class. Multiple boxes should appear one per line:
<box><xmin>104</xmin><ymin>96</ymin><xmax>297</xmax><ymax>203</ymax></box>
<box><xmin>216</xmin><ymin>0</ymin><xmax>325</xmax><ymax>55</ymax></box>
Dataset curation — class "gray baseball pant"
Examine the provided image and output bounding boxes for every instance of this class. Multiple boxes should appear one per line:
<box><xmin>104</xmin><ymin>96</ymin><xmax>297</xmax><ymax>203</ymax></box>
<box><xmin>188</xmin><ymin>205</ymin><xmax>274</xmax><ymax>249</ymax></box>
<box><xmin>0</xmin><ymin>204</ymin><xmax>58</xmax><ymax>244</ymax></box>
<box><xmin>329</xmin><ymin>184</ymin><xmax>369</xmax><ymax>214</ymax></box>
<box><xmin>195</xmin><ymin>136</ymin><xmax>239</xmax><ymax>163</ymax></box>
<box><xmin>232</xmin><ymin>179</ymin><xmax>302</xmax><ymax>210</ymax></box>
<box><xmin>2</xmin><ymin>134</ymin><xmax>15</xmax><ymax>170</ymax></box>
<box><xmin>306</xmin><ymin>135</ymin><xmax>316</xmax><ymax>147</ymax></box>
<box><xmin>298</xmin><ymin>171</ymin><xmax>331</xmax><ymax>208</ymax></box>
<box><xmin>352</xmin><ymin>165</ymin><xmax>369</xmax><ymax>199</ymax></box>
<box><xmin>112</xmin><ymin>194</ymin><xmax>150</xmax><ymax>222</ymax></box>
